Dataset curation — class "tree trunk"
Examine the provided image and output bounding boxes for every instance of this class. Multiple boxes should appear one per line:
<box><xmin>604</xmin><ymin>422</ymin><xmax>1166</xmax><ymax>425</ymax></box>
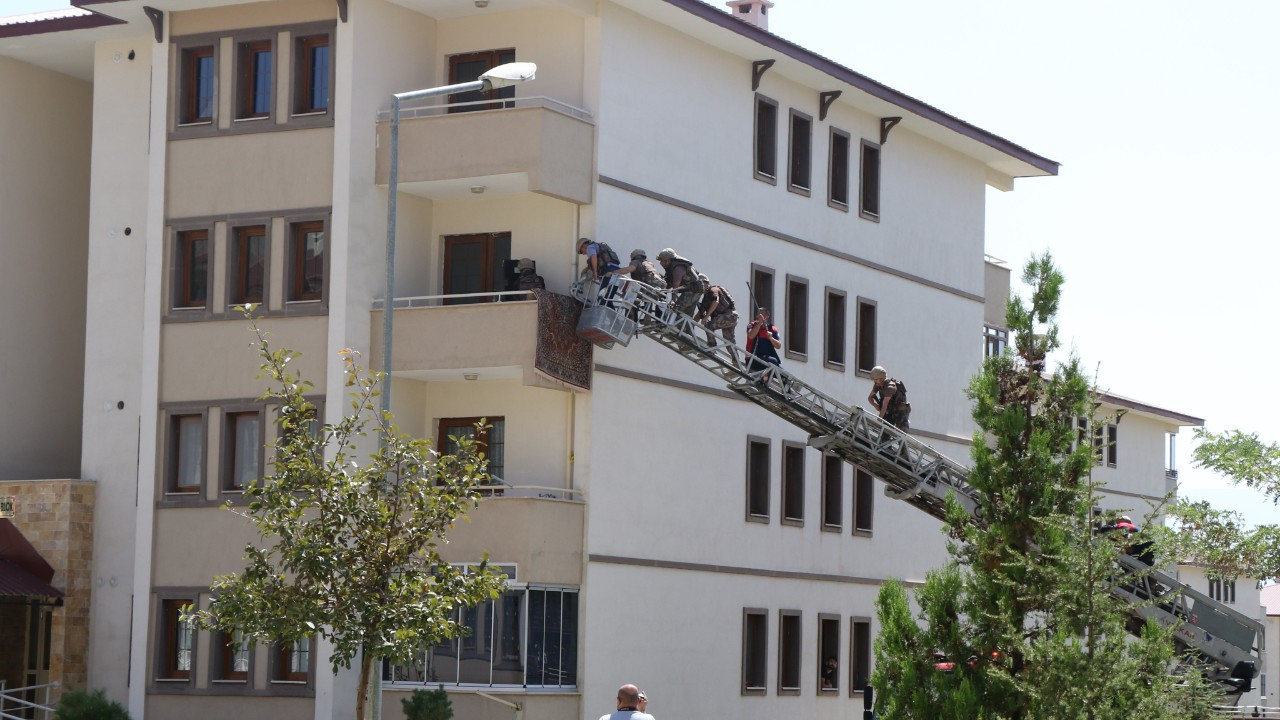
<box><xmin>356</xmin><ymin>650</ymin><xmax>372</xmax><ymax>720</ymax></box>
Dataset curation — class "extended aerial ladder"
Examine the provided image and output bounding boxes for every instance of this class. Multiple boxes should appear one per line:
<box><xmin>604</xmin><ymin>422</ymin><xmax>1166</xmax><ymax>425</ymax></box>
<box><xmin>571</xmin><ymin>276</ymin><xmax>1261</xmax><ymax>696</ymax></box>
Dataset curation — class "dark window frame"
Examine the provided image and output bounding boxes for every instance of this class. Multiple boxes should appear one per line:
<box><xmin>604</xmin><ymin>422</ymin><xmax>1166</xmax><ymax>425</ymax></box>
<box><xmin>817</xmin><ymin>613</ymin><xmax>840</xmax><ymax>695</ymax></box>
<box><xmin>155</xmin><ymin>595</ymin><xmax>197</xmax><ymax>686</ymax></box>
<box><xmin>179</xmin><ymin>44</ymin><xmax>216</xmax><ymax>125</ymax></box>
<box><xmin>781</xmin><ymin>441</ymin><xmax>805</xmax><ymax>526</ymax></box>
<box><xmin>172</xmin><ymin>227</ymin><xmax>213</xmax><ymax>311</ymax></box>
<box><xmin>437</xmin><ymin>416</ymin><xmax>506</xmax><ymax>486</ymax></box>
<box><xmin>210</xmin><ymin>629</ymin><xmax>253</xmax><ymax>685</ymax></box>
<box><xmin>750</xmin><ymin>264</ymin><xmax>776</xmax><ymax>319</ymax></box>
<box><xmin>787</xmin><ymin>108</ymin><xmax>812</xmax><ymax>195</ymax></box>
<box><xmin>1106</xmin><ymin>423</ymin><xmax>1118</xmax><ymax>468</ymax></box>
<box><xmin>442</xmin><ymin>232</ymin><xmax>512</xmax><ymax>304</ymax></box>
<box><xmin>859</xmin><ymin>139</ymin><xmax>882</xmax><ymax>222</ymax></box>
<box><xmin>447</xmin><ymin>48</ymin><xmax>517</xmax><ymax>112</ymax></box>
<box><xmin>853</xmin><ymin>467</ymin><xmax>873</xmax><ymax>535</ymax></box>
<box><xmin>228</xmin><ymin>223</ymin><xmax>269</xmax><ymax>306</ymax></box>
<box><xmin>287</xmin><ymin>218</ymin><xmax>328</xmax><ymax>304</ymax></box>
<box><xmin>821</xmin><ymin>454</ymin><xmax>842</xmax><ymax>532</ymax></box>
<box><xmin>983</xmin><ymin>324</ymin><xmax>1008</xmax><ymax>359</ymax></box>
<box><xmin>824</xmin><ymin>287</ymin><xmax>846</xmax><ymax>369</ymax></box>
<box><xmin>753</xmin><ymin>94</ymin><xmax>779</xmax><ymax>184</ymax></box>
<box><xmin>166</xmin><ymin>409</ymin><xmax>208</xmax><ymax>495</ymax></box>
<box><xmin>828</xmin><ymin>127</ymin><xmax>851</xmax><ymax>211</ymax></box>
<box><xmin>784</xmin><ymin>275</ymin><xmax>808</xmax><ymax>361</ymax></box>
<box><xmin>742</xmin><ymin>608</ymin><xmax>769</xmax><ymax>696</ymax></box>
<box><xmin>855</xmin><ymin>297</ymin><xmax>877</xmax><ymax>376</ymax></box>
<box><xmin>777</xmin><ymin>609</ymin><xmax>802</xmax><ymax>696</ymax></box>
<box><xmin>222</xmin><ymin>406</ymin><xmax>265</xmax><ymax>494</ymax></box>
<box><xmin>294</xmin><ymin>33</ymin><xmax>332</xmax><ymax>116</ymax></box>
<box><xmin>235</xmin><ymin>36</ymin><xmax>275</xmax><ymax>121</ymax></box>
<box><xmin>746</xmin><ymin>436</ymin><xmax>771</xmax><ymax>523</ymax></box>
<box><xmin>272</xmin><ymin>637</ymin><xmax>315</xmax><ymax>684</ymax></box>
<box><xmin>848</xmin><ymin>617</ymin><xmax>871</xmax><ymax>696</ymax></box>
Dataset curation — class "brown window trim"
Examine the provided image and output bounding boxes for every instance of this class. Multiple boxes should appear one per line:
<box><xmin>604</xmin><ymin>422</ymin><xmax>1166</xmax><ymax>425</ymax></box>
<box><xmin>854</xmin><ymin>297</ymin><xmax>877</xmax><ymax>376</ymax></box>
<box><xmin>213</xmin><ymin>630</ymin><xmax>250</xmax><ymax>683</ymax></box>
<box><xmin>236</xmin><ymin>38</ymin><xmax>273</xmax><ymax>120</ymax></box>
<box><xmin>180</xmin><ymin>45</ymin><xmax>215</xmax><ymax>125</ymax></box>
<box><xmin>294</xmin><ymin>34</ymin><xmax>332</xmax><ymax>115</ymax></box>
<box><xmin>229</xmin><ymin>224</ymin><xmax>268</xmax><ymax>306</ymax></box>
<box><xmin>817</xmin><ymin>613</ymin><xmax>840</xmax><ymax>695</ymax></box>
<box><xmin>222</xmin><ymin>407</ymin><xmax>265</xmax><ymax>493</ymax></box>
<box><xmin>166</xmin><ymin>410</ymin><xmax>208</xmax><ymax>495</ymax></box>
<box><xmin>750</xmin><ymin>264</ymin><xmax>775</xmax><ymax>318</ymax></box>
<box><xmin>852</xmin><ymin>467</ymin><xmax>873</xmax><ymax>536</ymax></box>
<box><xmin>753</xmin><ymin>94</ymin><xmax>779</xmax><ymax>185</ymax></box>
<box><xmin>745</xmin><ymin>435</ymin><xmax>771</xmax><ymax>524</ymax></box>
<box><xmin>777</xmin><ymin>609</ymin><xmax>802</xmax><ymax>696</ymax></box>
<box><xmin>273</xmin><ymin>638</ymin><xmax>312</xmax><ymax>683</ymax></box>
<box><xmin>173</xmin><ymin>228</ymin><xmax>211</xmax><ymax>310</ymax></box>
<box><xmin>288</xmin><ymin>219</ymin><xmax>327</xmax><ymax>303</ymax></box>
<box><xmin>828</xmin><ymin>127</ymin><xmax>851</xmax><ymax>211</ymax></box>
<box><xmin>820</xmin><ymin>453</ymin><xmax>842</xmax><ymax>532</ymax></box>
<box><xmin>824</xmin><ymin>287</ymin><xmax>847</xmax><ymax>370</ymax></box>
<box><xmin>158</xmin><ymin>597</ymin><xmax>195</xmax><ymax>682</ymax></box>
<box><xmin>859</xmin><ymin>139</ymin><xmax>882</xmax><ymax>222</ymax></box>
<box><xmin>447</xmin><ymin>48</ymin><xmax>517</xmax><ymax>112</ymax></box>
<box><xmin>848</xmin><ymin>616</ymin><xmax>872</xmax><ymax>696</ymax></box>
<box><xmin>787</xmin><ymin>108</ymin><xmax>812</xmax><ymax>196</ymax></box>
<box><xmin>784</xmin><ymin>275</ymin><xmax>808</xmax><ymax>361</ymax></box>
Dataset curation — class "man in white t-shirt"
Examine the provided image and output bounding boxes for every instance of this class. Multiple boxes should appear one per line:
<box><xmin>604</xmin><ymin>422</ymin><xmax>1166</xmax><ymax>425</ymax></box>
<box><xmin>598</xmin><ymin>683</ymin><xmax>656</xmax><ymax>720</ymax></box>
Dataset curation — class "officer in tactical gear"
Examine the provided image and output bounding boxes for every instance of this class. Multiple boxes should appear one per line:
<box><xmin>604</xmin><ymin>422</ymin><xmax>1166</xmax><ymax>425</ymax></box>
<box><xmin>609</xmin><ymin>249</ymin><xmax>667</xmax><ymax>289</ymax></box>
<box><xmin>656</xmin><ymin>247</ymin><xmax>704</xmax><ymax>316</ymax></box>
<box><xmin>868</xmin><ymin>365</ymin><xmax>910</xmax><ymax>431</ymax></box>
<box><xmin>514</xmin><ymin>258</ymin><xmax>546</xmax><ymax>292</ymax></box>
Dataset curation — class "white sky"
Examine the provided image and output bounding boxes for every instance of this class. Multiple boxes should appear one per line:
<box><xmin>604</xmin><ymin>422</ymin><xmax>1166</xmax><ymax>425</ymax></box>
<box><xmin>8</xmin><ymin>0</ymin><xmax>1278</xmax><ymax>525</ymax></box>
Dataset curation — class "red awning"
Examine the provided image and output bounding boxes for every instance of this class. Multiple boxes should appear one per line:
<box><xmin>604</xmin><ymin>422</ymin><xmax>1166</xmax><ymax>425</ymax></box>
<box><xmin>0</xmin><ymin>519</ymin><xmax>62</xmax><ymax>598</ymax></box>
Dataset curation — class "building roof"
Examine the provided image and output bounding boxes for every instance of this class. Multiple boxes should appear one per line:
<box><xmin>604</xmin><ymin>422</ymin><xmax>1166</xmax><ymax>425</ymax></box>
<box><xmin>0</xmin><ymin>519</ymin><xmax>62</xmax><ymax>598</ymax></box>
<box><xmin>0</xmin><ymin>558</ymin><xmax>62</xmax><ymax>598</ymax></box>
<box><xmin>1098</xmin><ymin>390</ymin><xmax>1204</xmax><ymax>428</ymax></box>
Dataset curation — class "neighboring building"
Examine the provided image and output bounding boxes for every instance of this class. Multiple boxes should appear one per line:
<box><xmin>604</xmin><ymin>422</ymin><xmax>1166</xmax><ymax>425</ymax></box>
<box><xmin>1263</xmin><ymin>585</ymin><xmax>1280</xmax><ymax>710</ymax></box>
<box><xmin>12</xmin><ymin>0</ymin><xmax>1218</xmax><ymax>719</ymax></box>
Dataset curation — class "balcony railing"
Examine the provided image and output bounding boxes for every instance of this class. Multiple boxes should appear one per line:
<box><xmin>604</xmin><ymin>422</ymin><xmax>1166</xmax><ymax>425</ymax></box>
<box><xmin>372</xmin><ymin>290</ymin><xmax>535</xmax><ymax>310</ymax></box>
<box><xmin>376</xmin><ymin>95</ymin><xmax>593</xmax><ymax>123</ymax></box>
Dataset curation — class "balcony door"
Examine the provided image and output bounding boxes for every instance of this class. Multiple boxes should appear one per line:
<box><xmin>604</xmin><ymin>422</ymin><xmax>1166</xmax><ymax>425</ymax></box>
<box><xmin>448</xmin><ymin>48</ymin><xmax>516</xmax><ymax>113</ymax></box>
<box><xmin>443</xmin><ymin>232</ymin><xmax>511</xmax><ymax>305</ymax></box>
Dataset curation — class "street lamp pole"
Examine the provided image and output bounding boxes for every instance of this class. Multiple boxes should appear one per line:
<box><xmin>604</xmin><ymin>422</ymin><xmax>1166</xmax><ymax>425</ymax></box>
<box><xmin>381</xmin><ymin>62</ymin><xmax>537</xmax><ymax>415</ymax></box>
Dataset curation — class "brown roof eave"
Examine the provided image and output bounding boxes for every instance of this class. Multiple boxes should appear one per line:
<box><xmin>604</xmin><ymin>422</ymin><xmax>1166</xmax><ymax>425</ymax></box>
<box><xmin>0</xmin><ymin>7</ymin><xmax>124</xmax><ymax>40</ymax></box>
<box><xmin>662</xmin><ymin>0</ymin><xmax>1060</xmax><ymax>177</ymax></box>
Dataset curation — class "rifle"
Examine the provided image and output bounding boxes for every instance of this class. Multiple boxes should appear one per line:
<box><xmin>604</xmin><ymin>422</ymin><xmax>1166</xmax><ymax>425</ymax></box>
<box><xmin>746</xmin><ymin>280</ymin><xmax>765</xmax><ymax>342</ymax></box>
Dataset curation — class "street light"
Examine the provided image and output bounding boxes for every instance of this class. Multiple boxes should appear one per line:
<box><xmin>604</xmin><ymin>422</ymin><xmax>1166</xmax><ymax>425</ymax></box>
<box><xmin>381</xmin><ymin>62</ymin><xmax>537</xmax><ymax>414</ymax></box>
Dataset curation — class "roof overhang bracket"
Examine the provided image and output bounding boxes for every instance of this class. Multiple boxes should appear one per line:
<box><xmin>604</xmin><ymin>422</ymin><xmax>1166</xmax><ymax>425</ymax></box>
<box><xmin>142</xmin><ymin>6</ymin><xmax>163</xmax><ymax>43</ymax></box>
<box><xmin>880</xmin><ymin>116</ymin><xmax>903</xmax><ymax>145</ymax></box>
<box><xmin>819</xmin><ymin>91</ymin><xmax>842</xmax><ymax>121</ymax></box>
<box><xmin>336</xmin><ymin>0</ymin><xmax>349</xmax><ymax>22</ymax></box>
<box><xmin>751</xmin><ymin>60</ymin><xmax>775</xmax><ymax>91</ymax></box>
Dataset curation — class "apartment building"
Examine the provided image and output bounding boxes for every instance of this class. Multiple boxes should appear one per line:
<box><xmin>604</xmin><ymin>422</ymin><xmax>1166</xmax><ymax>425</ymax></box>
<box><xmin>0</xmin><ymin>0</ymin><xmax>1091</xmax><ymax>718</ymax></box>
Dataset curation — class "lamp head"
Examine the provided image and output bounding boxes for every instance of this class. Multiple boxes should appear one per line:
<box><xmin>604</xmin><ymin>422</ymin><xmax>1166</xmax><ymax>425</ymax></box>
<box><xmin>480</xmin><ymin>62</ymin><xmax>537</xmax><ymax>90</ymax></box>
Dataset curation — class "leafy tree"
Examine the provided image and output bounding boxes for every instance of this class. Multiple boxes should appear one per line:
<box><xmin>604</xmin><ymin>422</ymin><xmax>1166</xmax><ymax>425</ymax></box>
<box><xmin>402</xmin><ymin>685</ymin><xmax>454</xmax><ymax>720</ymax></box>
<box><xmin>871</xmin><ymin>254</ymin><xmax>1220</xmax><ymax>719</ymax></box>
<box><xmin>187</xmin><ymin>318</ymin><xmax>506</xmax><ymax>720</ymax></box>
<box><xmin>54</xmin><ymin>689</ymin><xmax>132</xmax><ymax>720</ymax></box>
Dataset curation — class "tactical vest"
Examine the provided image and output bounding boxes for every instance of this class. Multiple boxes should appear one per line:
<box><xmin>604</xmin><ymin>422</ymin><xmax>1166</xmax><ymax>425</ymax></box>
<box><xmin>631</xmin><ymin>261</ymin><xmax>667</xmax><ymax>289</ymax></box>
<box><xmin>595</xmin><ymin>242</ymin><xmax>621</xmax><ymax>266</ymax></box>
<box><xmin>701</xmin><ymin>285</ymin><xmax>736</xmax><ymax>315</ymax></box>
<box><xmin>666</xmin><ymin>257</ymin><xmax>704</xmax><ymax>292</ymax></box>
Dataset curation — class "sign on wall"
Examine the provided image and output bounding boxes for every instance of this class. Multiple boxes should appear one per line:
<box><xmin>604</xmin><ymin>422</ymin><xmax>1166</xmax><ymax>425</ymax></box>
<box><xmin>0</xmin><ymin>496</ymin><xmax>14</xmax><ymax>518</ymax></box>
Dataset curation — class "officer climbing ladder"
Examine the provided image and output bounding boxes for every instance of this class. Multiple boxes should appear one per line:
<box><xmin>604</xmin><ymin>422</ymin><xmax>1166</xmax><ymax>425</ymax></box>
<box><xmin>570</xmin><ymin>275</ymin><xmax>1262</xmax><ymax>698</ymax></box>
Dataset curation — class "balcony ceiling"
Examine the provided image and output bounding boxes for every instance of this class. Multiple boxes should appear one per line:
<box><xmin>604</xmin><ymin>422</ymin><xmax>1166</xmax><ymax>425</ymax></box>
<box><xmin>396</xmin><ymin>172</ymin><xmax>530</xmax><ymax>200</ymax></box>
<box><xmin>387</xmin><ymin>0</ymin><xmax>595</xmax><ymax>20</ymax></box>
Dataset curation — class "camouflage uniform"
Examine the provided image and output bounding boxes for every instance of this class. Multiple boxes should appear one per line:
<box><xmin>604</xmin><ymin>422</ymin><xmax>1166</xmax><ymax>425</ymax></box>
<box><xmin>516</xmin><ymin>271</ymin><xmax>546</xmax><ymax>291</ymax></box>
<box><xmin>872</xmin><ymin>378</ymin><xmax>910</xmax><ymax>431</ymax></box>
<box><xmin>698</xmin><ymin>285</ymin><xmax>739</xmax><ymax>345</ymax></box>
<box><xmin>660</xmin><ymin>253</ymin><xmax>704</xmax><ymax>316</ymax></box>
<box><xmin>630</xmin><ymin>259</ymin><xmax>667</xmax><ymax>289</ymax></box>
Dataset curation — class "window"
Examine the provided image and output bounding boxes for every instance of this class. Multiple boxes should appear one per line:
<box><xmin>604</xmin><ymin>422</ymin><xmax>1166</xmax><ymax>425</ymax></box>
<box><xmin>237</xmin><ymin>39</ymin><xmax>273</xmax><ymax>119</ymax></box>
<box><xmin>821</xmin><ymin>455</ymin><xmax>842</xmax><ymax>531</ymax></box>
<box><xmin>746</xmin><ymin>437</ymin><xmax>770</xmax><ymax>522</ymax></box>
<box><xmin>754</xmin><ymin>95</ymin><xmax>778</xmax><ymax>183</ymax></box>
<box><xmin>1209</xmin><ymin>578</ymin><xmax>1236</xmax><ymax>604</ymax></box>
<box><xmin>174</xmin><ymin>229</ymin><xmax>210</xmax><ymax>309</ymax></box>
<box><xmin>274</xmin><ymin>638</ymin><xmax>311</xmax><ymax>682</ymax></box>
<box><xmin>438</xmin><ymin>417</ymin><xmax>505</xmax><ymax>484</ymax></box>
<box><xmin>782</xmin><ymin>442</ymin><xmax>805</xmax><ymax>525</ymax></box>
<box><xmin>829</xmin><ymin>128</ymin><xmax>850</xmax><ymax>209</ymax></box>
<box><xmin>1106</xmin><ymin>424</ymin><xmax>1118</xmax><ymax>468</ymax></box>
<box><xmin>818</xmin><ymin>614</ymin><xmax>839</xmax><ymax>693</ymax></box>
<box><xmin>168</xmin><ymin>413</ymin><xmax>205</xmax><ymax>493</ymax></box>
<box><xmin>751</xmin><ymin>265</ymin><xmax>775</xmax><ymax>318</ymax></box>
<box><xmin>785</xmin><ymin>276</ymin><xmax>808</xmax><ymax>359</ymax></box>
<box><xmin>230</xmin><ymin>225</ymin><xmax>267</xmax><ymax>305</ymax></box>
<box><xmin>180</xmin><ymin>46</ymin><xmax>215</xmax><ymax>124</ymax></box>
<box><xmin>824</xmin><ymin>288</ymin><xmax>846</xmax><ymax>368</ymax></box>
<box><xmin>1093</xmin><ymin>424</ymin><xmax>1105</xmax><ymax>465</ymax></box>
<box><xmin>742</xmin><ymin>608</ymin><xmax>768</xmax><ymax>695</ymax></box>
<box><xmin>214</xmin><ymin>630</ymin><xmax>250</xmax><ymax>682</ymax></box>
<box><xmin>295</xmin><ymin>35</ymin><xmax>331</xmax><ymax>114</ymax></box>
<box><xmin>859</xmin><ymin>140</ymin><xmax>881</xmax><ymax>220</ymax></box>
<box><xmin>388</xmin><ymin>585</ymin><xmax>577</xmax><ymax>688</ymax></box>
<box><xmin>853</xmin><ymin>467</ymin><xmax>873</xmax><ymax>534</ymax></box>
<box><xmin>443</xmin><ymin>232</ymin><xmax>512</xmax><ymax>304</ymax></box>
<box><xmin>448</xmin><ymin>48</ymin><xmax>516</xmax><ymax>112</ymax></box>
<box><xmin>223</xmin><ymin>410</ymin><xmax>262</xmax><ymax>492</ymax></box>
<box><xmin>289</xmin><ymin>220</ymin><xmax>325</xmax><ymax>302</ymax></box>
<box><xmin>159</xmin><ymin>598</ymin><xmax>194</xmax><ymax>680</ymax></box>
<box><xmin>788</xmin><ymin>109</ymin><xmax>812</xmax><ymax>194</ymax></box>
<box><xmin>849</xmin><ymin>618</ymin><xmax>871</xmax><ymax>694</ymax></box>
<box><xmin>856</xmin><ymin>298</ymin><xmax>877</xmax><ymax>373</ymax></box>
<box><xmin>983</xmin><ymin>324</ymin><xmax>1008</xmax><ymax>358</ymax></box>
<box><xmin>778</xmin><ymin>610</ymin><xmax>801</xmax><ymax>695</ymax></box>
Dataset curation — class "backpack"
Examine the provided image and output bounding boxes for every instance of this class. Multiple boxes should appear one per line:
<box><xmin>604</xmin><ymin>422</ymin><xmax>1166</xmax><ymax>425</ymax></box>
<box><xmin>715</xmin><ymin>285</ymin><xmax>736</xmax><ymax>312</ymax></box>
<box><xmin>596</xmin><ymin>242</ymin><xmax>621</xmax><ymax>266</ymax></box>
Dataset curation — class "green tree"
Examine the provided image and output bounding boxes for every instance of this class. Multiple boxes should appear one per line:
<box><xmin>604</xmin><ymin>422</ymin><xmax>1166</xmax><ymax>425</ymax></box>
<box><xmin>54</xmin><ymin>689</ymin><xmax>132</xmax><ymax>720</ymax></box>
<box><xmin>401</xmin><ymin>685</ymin><xmax>454</xmax><ymax>720</ymax></box>
<box><xmin>871</xmin><ymin>254</ymin><xmax>1219</xmax><ymax>719</ymax></box>
<box><xmin>187</xmin><ymin>318</ymin><xmax>505</xmax><ymax>720</ymax></box>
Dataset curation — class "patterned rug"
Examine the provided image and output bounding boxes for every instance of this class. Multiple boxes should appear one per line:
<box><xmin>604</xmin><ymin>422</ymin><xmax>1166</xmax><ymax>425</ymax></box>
<box><xmin>535</xmin><ymin>291</ymin><xmax>593</xmax><ymax>390</ymax></box>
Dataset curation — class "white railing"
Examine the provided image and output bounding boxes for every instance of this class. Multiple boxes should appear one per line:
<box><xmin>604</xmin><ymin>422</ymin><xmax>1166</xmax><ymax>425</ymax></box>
<box><xmin>1215</xmin><ymin>706</ymin><xmax>1280</xmax><ymax>718</ymax></box>
<box><xmin>372</xmin><ymin>290</ymin><xmax>536</xmax><ymax>310</ymax></box>
<box><xmin>0</xmin><ymin>681</ymin><xmax>58</xmax><ymax>720</ymax></box>
<box><xmin>480</xmin><ymin>480</ymin><xmax>585</xmax><ymax>503</ymax></box>
<box><xmin>376</xmin><ymin>95</ymin><xmax>594</xmax><ymax>123</ymax></box>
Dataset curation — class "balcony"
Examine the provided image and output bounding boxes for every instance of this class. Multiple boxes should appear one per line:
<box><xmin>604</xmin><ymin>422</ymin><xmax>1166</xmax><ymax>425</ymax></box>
<box><xmin>442</xmin><ymin>484</ymin><xmax>585</xmax><ymax>586</ymax></box>
<box><xmin>370</xmin><ymin>291</ymin><xmax>592</xmax><ymax>392</ymax></box>
<box><xmin>374</xmin><ymin>97</ymin><xmax>595</xmax><ymax>205</ymax></box>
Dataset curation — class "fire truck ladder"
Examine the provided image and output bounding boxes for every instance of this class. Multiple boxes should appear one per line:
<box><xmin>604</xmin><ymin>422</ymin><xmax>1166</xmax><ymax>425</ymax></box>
<box><xmin>571</xmin><ymin>277</ymin><xmax>1261</xmax><ymax>696</ymax></box>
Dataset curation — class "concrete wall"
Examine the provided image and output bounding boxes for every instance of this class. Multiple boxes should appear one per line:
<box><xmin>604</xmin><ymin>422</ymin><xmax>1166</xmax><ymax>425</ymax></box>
<box><xmin>0</xmin><ymin>56</ymin><xmax>90</xmax><ymax>481</ymax></box>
